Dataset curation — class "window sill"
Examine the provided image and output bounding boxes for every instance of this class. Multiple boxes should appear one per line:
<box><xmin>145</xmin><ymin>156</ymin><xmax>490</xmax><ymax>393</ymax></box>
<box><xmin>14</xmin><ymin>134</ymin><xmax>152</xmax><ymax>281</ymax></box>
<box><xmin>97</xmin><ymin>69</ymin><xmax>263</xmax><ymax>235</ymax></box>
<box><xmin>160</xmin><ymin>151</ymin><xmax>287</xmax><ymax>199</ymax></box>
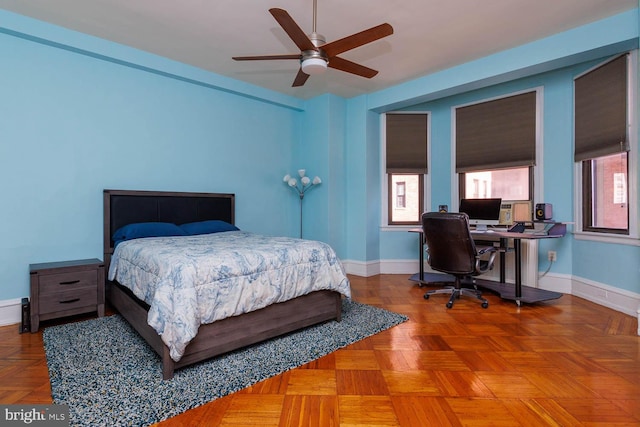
<box><xmin>380</xmin><ymin>225</ymin><xmax>421</xmax><ymax>232</ymax></box>
<box><xmin>573</xmin><ymin>231</ymin><xmax>640</xmax><ymax>246</ymax></box>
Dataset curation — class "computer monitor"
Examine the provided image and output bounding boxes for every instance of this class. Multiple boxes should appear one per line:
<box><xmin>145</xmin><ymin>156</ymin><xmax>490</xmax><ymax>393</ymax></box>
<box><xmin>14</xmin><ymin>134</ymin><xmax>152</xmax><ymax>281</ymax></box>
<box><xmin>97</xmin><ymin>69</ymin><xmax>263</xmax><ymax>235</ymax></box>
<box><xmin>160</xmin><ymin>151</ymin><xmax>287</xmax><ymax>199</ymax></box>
<box><xmin>459</xmin><ymin>198</ymin><xmax>502</xmax><ymax>230</ymax></box>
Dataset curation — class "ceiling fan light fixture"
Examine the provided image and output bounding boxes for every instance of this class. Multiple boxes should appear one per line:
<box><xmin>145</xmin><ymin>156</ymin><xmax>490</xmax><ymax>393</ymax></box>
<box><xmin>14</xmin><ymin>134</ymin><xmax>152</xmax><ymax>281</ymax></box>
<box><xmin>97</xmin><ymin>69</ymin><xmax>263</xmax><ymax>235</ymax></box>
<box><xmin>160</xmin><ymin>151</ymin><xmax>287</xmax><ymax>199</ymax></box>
<box><xmin>301</xmin><ymin>57</ymin><xmax>327</xmax><ymax>75</ymax></box>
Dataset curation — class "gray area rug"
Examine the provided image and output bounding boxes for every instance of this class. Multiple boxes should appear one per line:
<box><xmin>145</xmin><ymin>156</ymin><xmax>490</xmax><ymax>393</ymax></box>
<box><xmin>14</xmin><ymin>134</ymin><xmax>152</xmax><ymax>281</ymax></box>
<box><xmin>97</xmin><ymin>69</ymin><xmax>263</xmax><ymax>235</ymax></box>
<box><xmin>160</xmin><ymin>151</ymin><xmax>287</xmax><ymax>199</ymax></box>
<box><xmin>43</xmin><ymin>299</ymin><xmax>408</xmax><ymax>426</ymax></box>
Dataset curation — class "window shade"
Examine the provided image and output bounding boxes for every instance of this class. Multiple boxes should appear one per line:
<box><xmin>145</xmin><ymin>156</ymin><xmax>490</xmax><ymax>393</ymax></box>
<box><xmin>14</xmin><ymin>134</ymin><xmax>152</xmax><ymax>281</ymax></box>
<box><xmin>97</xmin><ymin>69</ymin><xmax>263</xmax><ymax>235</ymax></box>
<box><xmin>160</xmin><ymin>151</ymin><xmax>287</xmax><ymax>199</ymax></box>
<box><xmin>574</xmin><ymin>55</ymin><xmax>628</xmax><ymax>162</ymax></box>
<box><xmin>455</xmin><ymin>91</ymin><xmax>536</xmax><ymax>173</ymax></box>
<box><xmin>386</xmin><ymin>113</ymin><xmax>428</xmax><ymax>174</ymax></box>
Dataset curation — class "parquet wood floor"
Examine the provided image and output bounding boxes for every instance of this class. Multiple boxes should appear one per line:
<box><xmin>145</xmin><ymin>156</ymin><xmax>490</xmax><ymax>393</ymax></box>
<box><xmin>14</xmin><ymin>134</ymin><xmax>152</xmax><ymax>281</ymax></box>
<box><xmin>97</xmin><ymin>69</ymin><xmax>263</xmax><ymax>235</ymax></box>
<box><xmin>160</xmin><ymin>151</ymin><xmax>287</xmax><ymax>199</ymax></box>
<box><xmin>1</xmin><ymin>274</ymin><xmax>639</xmax><ymax>426</ymax></box>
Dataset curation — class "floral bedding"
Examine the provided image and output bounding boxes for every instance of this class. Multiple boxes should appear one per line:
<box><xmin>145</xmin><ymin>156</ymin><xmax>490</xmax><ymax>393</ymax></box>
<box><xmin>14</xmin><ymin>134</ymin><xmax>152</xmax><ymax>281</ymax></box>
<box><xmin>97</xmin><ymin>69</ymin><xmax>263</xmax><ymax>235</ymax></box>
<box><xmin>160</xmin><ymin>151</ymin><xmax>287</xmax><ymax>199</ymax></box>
<box><xmin>107</xmin><ymin>231</ymin><xmax>351</xmax><ymax>361</ymax></box>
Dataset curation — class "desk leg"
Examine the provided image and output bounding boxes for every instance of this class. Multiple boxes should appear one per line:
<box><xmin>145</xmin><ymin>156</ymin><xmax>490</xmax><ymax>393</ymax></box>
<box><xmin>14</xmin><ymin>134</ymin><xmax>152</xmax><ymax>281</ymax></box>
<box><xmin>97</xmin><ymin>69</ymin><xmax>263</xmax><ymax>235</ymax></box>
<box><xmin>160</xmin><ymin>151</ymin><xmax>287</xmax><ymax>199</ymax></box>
<box><xmin>419</xmin><ymin>232</ymin><xmax>424</xmax><ymax>282</ymax></box>
<box><xmin>514</xmin><ymin>238</ymin><xmax>522</xmax><ymax>306</ymax></box>
<box><xmin>499</xmin><ymin>237</ymin><xmax>507</xmax><ymax>283</ymax></box>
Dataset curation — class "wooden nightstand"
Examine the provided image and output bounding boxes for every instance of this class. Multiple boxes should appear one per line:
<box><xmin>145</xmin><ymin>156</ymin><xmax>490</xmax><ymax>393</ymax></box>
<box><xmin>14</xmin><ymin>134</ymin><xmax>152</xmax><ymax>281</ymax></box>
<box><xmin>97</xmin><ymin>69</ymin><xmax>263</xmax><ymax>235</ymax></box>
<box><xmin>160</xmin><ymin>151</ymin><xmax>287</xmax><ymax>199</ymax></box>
<box><xmin>29</xmin><ymin>258</ymin><xmax>105</xmax><ymax>332</ymax></box>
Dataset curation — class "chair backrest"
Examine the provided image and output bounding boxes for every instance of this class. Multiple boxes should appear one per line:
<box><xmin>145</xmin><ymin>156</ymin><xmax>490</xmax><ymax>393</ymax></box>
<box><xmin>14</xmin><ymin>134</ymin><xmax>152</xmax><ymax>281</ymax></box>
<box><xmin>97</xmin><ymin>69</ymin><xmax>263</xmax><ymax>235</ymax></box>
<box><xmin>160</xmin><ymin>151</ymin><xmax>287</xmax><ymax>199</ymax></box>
<box><xmin>421</xmin><ymin>212</ymin><xmax>478</xmax><ymax>275</ymax></box>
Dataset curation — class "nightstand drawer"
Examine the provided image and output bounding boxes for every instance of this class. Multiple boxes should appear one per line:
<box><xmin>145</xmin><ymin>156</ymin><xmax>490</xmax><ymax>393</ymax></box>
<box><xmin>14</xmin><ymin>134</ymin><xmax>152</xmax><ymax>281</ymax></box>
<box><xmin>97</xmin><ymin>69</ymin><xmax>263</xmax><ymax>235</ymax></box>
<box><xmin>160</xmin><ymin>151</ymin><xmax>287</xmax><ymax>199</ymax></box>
<box><xmin>38</xmin><ymin>270</ymin><xmax>97</xmax><ymax>296</ymax></box>
<box><xmin>38</xmin><ymin>287</ymin><xmax>98</xmax><ymax>315</ymax></box>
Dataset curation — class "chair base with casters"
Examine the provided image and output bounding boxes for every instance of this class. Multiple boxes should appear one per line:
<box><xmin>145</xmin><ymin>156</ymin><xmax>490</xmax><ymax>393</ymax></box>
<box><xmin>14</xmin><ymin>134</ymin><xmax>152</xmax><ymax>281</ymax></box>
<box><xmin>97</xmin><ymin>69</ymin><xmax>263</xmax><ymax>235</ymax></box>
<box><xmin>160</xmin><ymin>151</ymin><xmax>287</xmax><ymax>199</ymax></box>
<box><xmin>420</xmin><ymin>211</ymin><xmax>497</xmax><ymax>310</ymax></box>
<box><xmin>423</xmin><ymin>277</ymin><xmax>489</xmax><ymax>309</ymax></box>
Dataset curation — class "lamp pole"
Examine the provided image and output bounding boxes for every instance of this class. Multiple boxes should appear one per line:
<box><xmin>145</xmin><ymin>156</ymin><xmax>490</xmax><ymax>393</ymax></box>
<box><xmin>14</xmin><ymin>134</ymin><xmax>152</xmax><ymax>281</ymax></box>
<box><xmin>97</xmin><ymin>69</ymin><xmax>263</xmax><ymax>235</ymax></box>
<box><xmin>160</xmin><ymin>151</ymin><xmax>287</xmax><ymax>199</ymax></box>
<box><xmin>299</xmin><ymin>192</ymin><xmax>304</xmax><ymax>239</ymax></box>
<box><xmin>283</xmin><ymin>169</ymin><xmax>322</xmax><ymax>239</ymax></box>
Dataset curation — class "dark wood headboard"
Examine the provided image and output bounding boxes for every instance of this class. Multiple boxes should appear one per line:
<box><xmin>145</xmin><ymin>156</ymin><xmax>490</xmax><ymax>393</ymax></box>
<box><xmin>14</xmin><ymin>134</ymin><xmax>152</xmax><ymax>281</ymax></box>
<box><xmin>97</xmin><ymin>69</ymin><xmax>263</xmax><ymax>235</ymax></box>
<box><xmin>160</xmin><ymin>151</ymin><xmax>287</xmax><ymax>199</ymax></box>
<box><xmin>103</xmin><ymin>189</ymin><xmax>235</xmax><ymax>270</ymax></box>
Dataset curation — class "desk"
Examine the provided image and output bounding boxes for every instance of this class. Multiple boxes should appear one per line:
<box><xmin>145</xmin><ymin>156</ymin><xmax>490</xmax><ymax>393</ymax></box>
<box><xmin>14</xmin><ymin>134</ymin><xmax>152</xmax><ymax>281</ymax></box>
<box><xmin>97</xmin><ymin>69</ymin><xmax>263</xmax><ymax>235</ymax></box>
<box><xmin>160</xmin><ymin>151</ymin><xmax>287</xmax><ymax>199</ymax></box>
<box><xmin>409</xmin><ymin>224</ymin><xmax>566</xmax><ymax>306</ymax></box>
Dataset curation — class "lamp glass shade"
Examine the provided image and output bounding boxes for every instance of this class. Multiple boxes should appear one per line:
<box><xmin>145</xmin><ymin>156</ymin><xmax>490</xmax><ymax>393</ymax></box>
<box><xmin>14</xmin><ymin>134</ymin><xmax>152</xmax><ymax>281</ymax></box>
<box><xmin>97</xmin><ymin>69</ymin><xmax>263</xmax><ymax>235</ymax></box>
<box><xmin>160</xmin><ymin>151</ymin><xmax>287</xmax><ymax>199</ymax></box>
<box><xmin>301</xmin><ymin>58</ymin><xmax>327</xmax><ymax>75</ymax></box>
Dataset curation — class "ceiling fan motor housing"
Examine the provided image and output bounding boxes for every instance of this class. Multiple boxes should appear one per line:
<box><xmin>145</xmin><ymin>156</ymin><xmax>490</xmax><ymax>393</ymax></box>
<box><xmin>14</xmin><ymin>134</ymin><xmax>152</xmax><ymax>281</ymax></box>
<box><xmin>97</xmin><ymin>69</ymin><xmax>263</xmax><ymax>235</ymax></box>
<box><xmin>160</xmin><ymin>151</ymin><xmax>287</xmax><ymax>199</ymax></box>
<box><xmin>301</xmin><ymin>33</ymin><xmax>328</xmax><ymax>74</ymax></box>
<box><xmin>309</xmin><ymin>32</ymin><xmax>326</xmax><ymax>48</ymax></box>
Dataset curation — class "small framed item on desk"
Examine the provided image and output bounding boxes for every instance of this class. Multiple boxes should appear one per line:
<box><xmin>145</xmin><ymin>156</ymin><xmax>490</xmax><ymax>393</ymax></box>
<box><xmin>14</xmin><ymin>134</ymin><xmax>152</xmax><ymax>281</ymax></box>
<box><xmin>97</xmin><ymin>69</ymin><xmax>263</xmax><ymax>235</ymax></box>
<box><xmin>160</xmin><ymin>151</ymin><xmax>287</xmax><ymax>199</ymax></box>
<box><xmin>29</xmin><ymin>258</ymin><xmax>105</xmax><ymax>332</ymax></box>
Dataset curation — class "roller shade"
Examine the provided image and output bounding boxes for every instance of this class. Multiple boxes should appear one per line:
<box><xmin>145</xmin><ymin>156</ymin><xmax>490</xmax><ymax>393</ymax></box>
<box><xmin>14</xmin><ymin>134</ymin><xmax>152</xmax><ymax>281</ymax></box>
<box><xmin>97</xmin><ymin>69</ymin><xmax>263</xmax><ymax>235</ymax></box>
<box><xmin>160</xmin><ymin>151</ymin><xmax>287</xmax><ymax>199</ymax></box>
<box><xmin>386</xmin><ymin>113</ymin><xmax>428</xmax><ymax>174</ymax></box>
<box><xmin>574</xmin><ymin>55</ymin><xmax>628</xmax><ymax>162</ymax></box>
<box><xmin>456</xmin><ymin>92</ymin><xmax>536</xmax><ymax>173</ymax></box>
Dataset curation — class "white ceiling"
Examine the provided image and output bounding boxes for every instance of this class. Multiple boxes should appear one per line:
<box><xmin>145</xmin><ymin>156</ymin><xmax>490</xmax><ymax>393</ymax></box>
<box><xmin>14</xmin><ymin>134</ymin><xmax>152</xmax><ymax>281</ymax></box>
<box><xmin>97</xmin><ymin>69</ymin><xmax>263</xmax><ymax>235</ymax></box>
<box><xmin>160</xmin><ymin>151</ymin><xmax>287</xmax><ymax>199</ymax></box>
<box><xmin>0</xmin><ymin>0</ymin><xmax>636</xmax><ymax>99</ymax></box>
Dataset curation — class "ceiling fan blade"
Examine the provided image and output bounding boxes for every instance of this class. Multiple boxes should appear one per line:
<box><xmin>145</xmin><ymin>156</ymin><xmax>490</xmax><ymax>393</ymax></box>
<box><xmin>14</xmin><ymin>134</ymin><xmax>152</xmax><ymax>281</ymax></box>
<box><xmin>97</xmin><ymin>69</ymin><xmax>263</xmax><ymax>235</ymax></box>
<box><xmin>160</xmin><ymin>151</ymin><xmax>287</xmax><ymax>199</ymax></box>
<box><xmin>328</xmin><ymin>56</ymin><xmax>378</xmax><ymax>78</ymax></box>
<box><xmin>269</xmin><ymin>8</ymin><xmax>317</xmax><ymax>52</ymax></box>
<box><xmin>322</xmin><ymin>23</ymin><xmax>393</xmax><ymax>57</ymax></box>
<box><xmin>233</xmin><ymin>54</ymin><xmax>301</xmax><ymax>61</ymax></box>
<box><xmin>292</xmin><ymin>69</ymin><xmax>310</xmax><ymax>87</ymax></box>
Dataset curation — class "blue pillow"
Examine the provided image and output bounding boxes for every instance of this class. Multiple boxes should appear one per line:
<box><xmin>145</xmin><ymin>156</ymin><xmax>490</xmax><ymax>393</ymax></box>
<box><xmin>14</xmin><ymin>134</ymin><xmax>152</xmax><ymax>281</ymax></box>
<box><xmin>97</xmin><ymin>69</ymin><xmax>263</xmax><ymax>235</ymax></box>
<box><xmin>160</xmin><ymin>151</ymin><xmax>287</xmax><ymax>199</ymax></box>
<box><xmin>112</xmin><ymin>222</ymin><xmax>187</xmax><ymax>246</ymax></box>
<box><xmin>179</xmin><ymin>220</ymin><xmax>239</xmax><ymax>235</ymax></box>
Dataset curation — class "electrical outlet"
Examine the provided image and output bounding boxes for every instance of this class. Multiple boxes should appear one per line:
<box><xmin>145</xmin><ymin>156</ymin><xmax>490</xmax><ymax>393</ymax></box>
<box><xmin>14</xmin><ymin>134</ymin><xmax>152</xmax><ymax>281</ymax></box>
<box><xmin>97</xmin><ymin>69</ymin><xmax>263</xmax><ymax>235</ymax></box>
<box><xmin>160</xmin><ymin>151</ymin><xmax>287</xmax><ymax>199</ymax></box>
<box><xmin>548</xmin><ymin>250</ymin><xmax>557</xmax><ymax>262</ymax></box>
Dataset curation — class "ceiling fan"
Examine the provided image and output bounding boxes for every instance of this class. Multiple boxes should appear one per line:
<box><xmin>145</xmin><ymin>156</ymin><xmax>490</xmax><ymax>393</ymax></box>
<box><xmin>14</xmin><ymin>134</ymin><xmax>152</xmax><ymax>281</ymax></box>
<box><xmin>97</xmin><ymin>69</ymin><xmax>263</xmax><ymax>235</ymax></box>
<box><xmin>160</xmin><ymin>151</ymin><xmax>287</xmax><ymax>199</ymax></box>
<box><xmin>232</xmin><ymin>0</ymin><xmax>393</xmax><ymax>87</ymax></box>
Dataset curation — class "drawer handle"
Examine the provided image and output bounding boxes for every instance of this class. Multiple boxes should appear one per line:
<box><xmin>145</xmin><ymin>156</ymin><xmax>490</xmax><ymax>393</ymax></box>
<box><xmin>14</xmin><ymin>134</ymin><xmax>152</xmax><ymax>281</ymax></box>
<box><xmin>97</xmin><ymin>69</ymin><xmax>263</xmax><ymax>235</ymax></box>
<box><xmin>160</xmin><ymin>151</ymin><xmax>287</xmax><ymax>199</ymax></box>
<box><xmin>59</xmin><ymin>280</ymin><xmax>80</xmax><ymax>285</ymax></box>
<box><xmin>59</xmin><ymin>298</ymin><xmax>80</xmax><ymax>304</ymax></box>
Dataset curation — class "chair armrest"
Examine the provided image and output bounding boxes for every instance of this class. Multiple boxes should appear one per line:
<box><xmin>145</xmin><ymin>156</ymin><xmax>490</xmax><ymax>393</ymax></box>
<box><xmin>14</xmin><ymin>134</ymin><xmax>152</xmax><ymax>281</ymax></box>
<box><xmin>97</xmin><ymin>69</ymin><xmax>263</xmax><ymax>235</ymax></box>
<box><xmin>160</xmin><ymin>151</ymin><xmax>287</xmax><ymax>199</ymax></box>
<box><xmin>475</xmin><ymin>246</ymin><xmax>497</xmax><ymax>274</ymax></box>
<box><xmin>476</xmin><ymin>246</ymin><xmax>496</xmax><ymax>256</ymax></box>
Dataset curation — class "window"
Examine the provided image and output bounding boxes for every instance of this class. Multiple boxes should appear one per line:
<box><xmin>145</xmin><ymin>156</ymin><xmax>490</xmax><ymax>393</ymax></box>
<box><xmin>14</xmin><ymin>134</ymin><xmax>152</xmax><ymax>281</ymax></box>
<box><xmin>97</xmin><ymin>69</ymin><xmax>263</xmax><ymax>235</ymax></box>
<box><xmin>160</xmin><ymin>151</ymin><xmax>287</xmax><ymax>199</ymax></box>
<box><xmin>385</xmin><ymin>113</ymin><xmax>428</xmax><ymax>225</ymax></box>
<box><xmin>575</xmin><ymin>54</ymin><xmax>630</xmax><ymax>235</ymax></box>
<box><xmin>582</xmin><ymin>152</ymin><xmax>628</xmax><ymax>232</ymax></box>
<box><xmin>395</xmin><ymin>181</ymin><xmax>406</xmax><ymax>208</ymax></box>
<box><xmin>614</xmin><ymin>172</ymin><xmax>627</xmax><ymax>205</ymax></box>
<box><xmin>389</xmin><ymin>174</ymin><xmax>422</xmax><ymax>223</ymax></box>
<box><xmin>462</xmin><ymin>167</ymin><xmax>531</xmax><ymax>201</ymax></box>
<box><xmin>455</xmin><ymin>91</ymin><xmax>537</xmax><ymax>214</ymax></box>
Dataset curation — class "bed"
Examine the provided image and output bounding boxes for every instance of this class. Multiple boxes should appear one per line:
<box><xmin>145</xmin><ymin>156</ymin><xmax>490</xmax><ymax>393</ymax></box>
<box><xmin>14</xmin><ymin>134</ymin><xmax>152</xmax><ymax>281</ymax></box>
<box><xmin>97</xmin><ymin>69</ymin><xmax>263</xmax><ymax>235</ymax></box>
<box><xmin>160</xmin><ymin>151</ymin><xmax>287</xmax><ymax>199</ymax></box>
<box><xmin>103</xmin><ymin>189</ymin><xmax>350</xmax><ymax>379</ymax></box>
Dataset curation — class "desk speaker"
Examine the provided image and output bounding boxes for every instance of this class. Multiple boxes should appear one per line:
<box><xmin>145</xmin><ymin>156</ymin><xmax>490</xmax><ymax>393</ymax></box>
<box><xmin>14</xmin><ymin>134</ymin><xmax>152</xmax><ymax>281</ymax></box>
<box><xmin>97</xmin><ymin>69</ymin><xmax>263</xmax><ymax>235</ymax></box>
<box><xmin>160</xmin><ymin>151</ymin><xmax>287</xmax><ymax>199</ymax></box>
<box><xmin>535</xmin><ymin>203</ymin><xmax>553</xmax><ymax>221</ymax></box>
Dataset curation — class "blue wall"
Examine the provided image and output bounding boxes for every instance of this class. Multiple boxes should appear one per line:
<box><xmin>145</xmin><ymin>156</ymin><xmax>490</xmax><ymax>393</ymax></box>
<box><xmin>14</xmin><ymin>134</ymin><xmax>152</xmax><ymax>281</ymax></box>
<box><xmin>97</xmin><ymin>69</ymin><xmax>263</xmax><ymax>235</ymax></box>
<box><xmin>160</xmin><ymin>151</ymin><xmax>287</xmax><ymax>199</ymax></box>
<box><xmin>1</xmin><ymin>8</ymin><xmax>639</xmax><ymax>304</ymax></box>
<box><xmin>0</xmin><ymin>11</ymin><xmax>304</xmax><ymax>301</ymax></box>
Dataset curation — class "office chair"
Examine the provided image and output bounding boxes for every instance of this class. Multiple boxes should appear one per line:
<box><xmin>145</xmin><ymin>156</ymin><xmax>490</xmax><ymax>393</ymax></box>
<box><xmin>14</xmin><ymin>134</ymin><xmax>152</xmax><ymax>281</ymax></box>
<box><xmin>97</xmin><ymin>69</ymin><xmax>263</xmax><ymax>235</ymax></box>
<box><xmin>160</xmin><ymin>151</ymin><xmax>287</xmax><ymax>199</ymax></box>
<box><xmin>421</xmin><ymin>212</ymin><xmax>496</xmax><ymax>309</ymax></box>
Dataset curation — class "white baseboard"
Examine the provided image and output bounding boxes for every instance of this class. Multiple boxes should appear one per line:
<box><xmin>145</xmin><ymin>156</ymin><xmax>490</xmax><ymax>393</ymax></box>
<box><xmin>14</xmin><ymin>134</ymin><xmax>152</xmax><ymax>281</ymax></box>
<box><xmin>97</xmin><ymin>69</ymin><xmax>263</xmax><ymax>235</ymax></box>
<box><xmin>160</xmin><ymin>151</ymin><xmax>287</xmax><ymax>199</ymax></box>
<box><xmin>2</xmin><ymin>262</ymin><xmax>638</xmax><ymax>336</ymax></box>
<box><xmin>538</xmin><ymin>272</ymin><xmax>573</xmax><ymax>294</ymax></box>
<box><xmin>377</xmin><ymin>259</ymin><xmax>417</xmax><ymax>275</ymax></box>
<box><xmin>0</xmin><ymin>298</ymin><xmax>23</xmax><ymax>328</ymax></box>
<box><xmin>341</xmin><ymin>259</ymin><xmax>380</xmax><ymax>277</ymax></box>
<box><xmin>341</xmin><ymin>259</ymin><xmax>422</xmax><ymax>276</ymax></box>
<box><xmin>571</xmin><ymin>275</ymin><xmax>640</xmax><ymax>319</ymax></box>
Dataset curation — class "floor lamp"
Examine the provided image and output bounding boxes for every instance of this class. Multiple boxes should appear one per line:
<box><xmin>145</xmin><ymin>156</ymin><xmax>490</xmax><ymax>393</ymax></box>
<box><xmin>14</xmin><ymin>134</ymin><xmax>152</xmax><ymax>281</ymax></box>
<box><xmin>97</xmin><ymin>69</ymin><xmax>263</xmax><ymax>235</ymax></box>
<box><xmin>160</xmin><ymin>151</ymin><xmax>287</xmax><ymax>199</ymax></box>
<box><xmin>283</xmin><ymin>169</ymin><xmax>321</xmax><ymax>238</ymax></box>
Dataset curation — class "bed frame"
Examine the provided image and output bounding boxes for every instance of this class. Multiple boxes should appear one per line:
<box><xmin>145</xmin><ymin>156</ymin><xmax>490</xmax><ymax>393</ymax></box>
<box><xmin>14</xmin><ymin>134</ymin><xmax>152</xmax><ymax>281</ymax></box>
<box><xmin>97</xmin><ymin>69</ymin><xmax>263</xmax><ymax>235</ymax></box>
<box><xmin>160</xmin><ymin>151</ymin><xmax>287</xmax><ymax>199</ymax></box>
<box><xmin>103</xmin><ymin>189</ymin><xmax>342</xmax><ymax>379</ymax></box>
